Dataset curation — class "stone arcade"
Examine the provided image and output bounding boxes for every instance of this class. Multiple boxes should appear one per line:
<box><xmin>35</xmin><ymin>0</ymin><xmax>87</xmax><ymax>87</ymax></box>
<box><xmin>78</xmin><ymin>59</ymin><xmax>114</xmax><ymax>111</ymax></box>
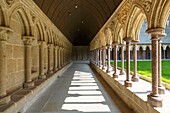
<box><xmin>0</xmin><ymin>0</ymin><xmax>170</xmax><ymax>113</ymax></box>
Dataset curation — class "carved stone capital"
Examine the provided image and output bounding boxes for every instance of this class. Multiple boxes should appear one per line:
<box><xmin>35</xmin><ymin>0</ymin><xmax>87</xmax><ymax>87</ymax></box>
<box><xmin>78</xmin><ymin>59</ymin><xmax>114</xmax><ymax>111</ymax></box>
<box><xmin>23</xmin><ymin>36</ymin><xmax>35</xmax><ymax>45</ymax></box>
<box><xmin>123</xmin><ymin>37</ymin><xmax>132</xmax><ymax>42</ymax></box>
<box><xmin>0</xmin><ymin>26</ymin><xmax>13</xmax><ymax>41</ymax></box>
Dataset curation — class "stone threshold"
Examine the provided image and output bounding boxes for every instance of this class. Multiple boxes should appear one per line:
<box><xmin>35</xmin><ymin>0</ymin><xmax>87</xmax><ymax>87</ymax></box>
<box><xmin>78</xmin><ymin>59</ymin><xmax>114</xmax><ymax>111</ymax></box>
<box><xmin>91</xmin><ymin>64</ymin><xmax>170</xmax><ymax>113</ymax></box>
<box><xmin>0</xmin><ymin>63</ymin><xmax>72</xmax><ymax>113</ymax></box>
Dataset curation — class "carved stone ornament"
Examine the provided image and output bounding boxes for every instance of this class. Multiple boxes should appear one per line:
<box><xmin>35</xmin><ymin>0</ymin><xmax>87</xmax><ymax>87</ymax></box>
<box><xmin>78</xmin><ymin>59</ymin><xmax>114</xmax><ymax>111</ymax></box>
<box><xmin>117</xmin><ymin>1</ymin><xmax>132</xmax><ymax>25</ymax></box>
<box><xmin>142</xmin><ymin>0</ymin><xmax>151</xmax><ymax>12</ymax></box>
<box><xmin>0</xmin><ymin>26</ymin><xmax>13</xmax><ymax>41</ymax></box>
<box><xmin>31</xmin><ymin>12</ymin><xmax>36</xmax><ymax>23</ymax></box>
<box><xmin>6</xmin><ymin>0</ymin><xmax>14</xmax><ymax>6</ymax></box>
<box><xmin>23</xmin><ymin>36</ymin><xmax>35</xmax><ymax>45</ymax></box>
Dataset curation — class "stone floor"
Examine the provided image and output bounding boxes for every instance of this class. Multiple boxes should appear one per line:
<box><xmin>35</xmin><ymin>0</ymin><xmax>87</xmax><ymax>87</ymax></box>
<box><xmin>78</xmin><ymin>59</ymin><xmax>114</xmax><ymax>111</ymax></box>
<box><xmin>25</xmin><ymin>64</ymin><xmax>135</xmax><ymax>113</ymax></box>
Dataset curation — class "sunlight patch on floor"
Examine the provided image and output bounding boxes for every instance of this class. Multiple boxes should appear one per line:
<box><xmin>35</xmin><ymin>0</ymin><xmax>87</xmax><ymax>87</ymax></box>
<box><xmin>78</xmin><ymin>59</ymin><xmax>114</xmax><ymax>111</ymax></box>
<box><xmin>61</xmin><ymin>70</ymin><xmax>111</xmax><ymax>112</ymax></box>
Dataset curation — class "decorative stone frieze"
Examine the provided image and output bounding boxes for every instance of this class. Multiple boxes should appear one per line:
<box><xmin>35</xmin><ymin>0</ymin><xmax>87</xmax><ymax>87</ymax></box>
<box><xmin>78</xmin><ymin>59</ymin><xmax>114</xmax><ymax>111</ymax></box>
<box><xmin>117</xmin><ymin>1</ymin><xmax>132</xmax><ymax>25</ymax></box>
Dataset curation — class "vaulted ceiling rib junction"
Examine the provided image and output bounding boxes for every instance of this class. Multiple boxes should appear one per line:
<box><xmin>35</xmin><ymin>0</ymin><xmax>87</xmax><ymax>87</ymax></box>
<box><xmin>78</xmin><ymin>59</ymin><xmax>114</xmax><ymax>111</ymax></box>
<box><xmin>33</xmin><ymin>0</ymin><xmax>122</xmax><ymax>46</ymax></box>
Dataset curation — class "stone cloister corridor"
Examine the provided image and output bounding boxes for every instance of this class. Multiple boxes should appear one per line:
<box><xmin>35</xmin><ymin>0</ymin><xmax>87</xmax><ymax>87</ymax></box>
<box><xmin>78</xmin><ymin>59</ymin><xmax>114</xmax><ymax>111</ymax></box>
<box><xmin>25</xmin><ymin>63</ymin><xmax>134</xmax><ymax>113</ymax></box>
<box><xmin>1</xmin><ymin>0</ymin><xmax>170</xmax><ymax>113</ymax></box>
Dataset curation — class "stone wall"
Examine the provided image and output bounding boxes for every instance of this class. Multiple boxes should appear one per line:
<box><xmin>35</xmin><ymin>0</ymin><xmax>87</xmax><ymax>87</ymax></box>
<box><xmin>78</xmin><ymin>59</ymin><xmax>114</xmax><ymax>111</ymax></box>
<box><xmin>0</xmin><ymin>0</ymin><xmax>72</xmax><ymax>106</ymax></box>
<box><xmin>72</xmin><ymin>46</ymin><xmax>90</xmax><ymax>61</ymax></box>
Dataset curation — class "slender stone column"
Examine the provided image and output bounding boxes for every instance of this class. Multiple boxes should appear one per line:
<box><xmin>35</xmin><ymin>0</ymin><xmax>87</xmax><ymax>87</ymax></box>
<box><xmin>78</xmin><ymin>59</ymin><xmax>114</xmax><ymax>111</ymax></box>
<box><xmin>53</xmin><ymin>46</ymin><xmax>58</xmax><ymax>72</ymax></box>
<box><xmin>119</xmin><ymin>44</ymin><xmax>126</xmax><ymax>75</ymax></box>
<box><xmin>95</xmin><ymin>49</ymin><xmax>98</xmax><ymax>66</ymax></box>
<box><xmin>39</xmin><ymin>41</ymin><xmax>46</xmax><ymax>79</ymax></box>
<box><xmin>47</xmin><ymin>44</ymin><xmax>53</xmax><ymax>74</ymax></box>
<box><xmin>158</xmin><ymin>39</ymin><xmax>165</xmax><ymax>94</ymax></box>
<box><xmin>132</xmin><ymin>40</ymin><xmax>139</xmax><ymax>82</ymax></box>
<box><xmin>106</xmin><ymin>46</ymin><xmax>111</xmax><ymax>73</ymax></box>
<box><xmin>99</xmin><ymin>48</ymin><xmax>102</xmax><ymax>68</ymax></box>
<box><xmin>163</xmin><ymin>49</ymin><xmax>166</xmax><ymax>59</ymax></box>
<box><xmin>58</xmin><ymin>47</ymin><xmax>61</xmax><ymax>69</ymax></box>
<box><xmin>147</xmin><ymin>28</ymin><xmax>163</xmax><ymax>107</ymax></box>
<box><xmin>23</xmin><ymin>36</ymin><xmax>35</xmax><ymax>88</ymax></box>
<box><xmin>97</xmin><ymin>49</ymin><xmax>100</xmax><ymax>66</ymax></box>
<box><xmin>123</xmin><ymin>38</ymin><xmax>132</xmax><ymax>87</ymax></box>
<box><xmin>102</xmin><ymin>47</ymin><xmax>106</xmax><ymax>70</ymax></box>
<box><xmin>113</xmin><ymin>43</ymin><xmax>119</xmax><ymax>78</ymax></box>
<box><xmin>0</xmin><ymin>27</ymin><xmax>12</xmax><ymax>104</ymax></box>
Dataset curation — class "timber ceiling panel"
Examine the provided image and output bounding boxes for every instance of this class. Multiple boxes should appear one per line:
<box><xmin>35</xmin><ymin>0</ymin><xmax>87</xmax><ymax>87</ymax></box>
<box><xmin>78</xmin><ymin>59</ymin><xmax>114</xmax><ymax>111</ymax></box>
<box><xmin>33</xmin><ymin>0</ymin><xmax>122</xmax><ymax>45</ymax></box>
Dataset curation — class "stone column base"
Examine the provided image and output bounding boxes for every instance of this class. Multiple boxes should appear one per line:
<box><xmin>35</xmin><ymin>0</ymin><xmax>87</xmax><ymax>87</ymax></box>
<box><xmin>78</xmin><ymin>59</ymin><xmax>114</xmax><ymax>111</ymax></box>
<box><xmin>24</xmin><ymin>82</ymin><xmax>34</xmax><ymax>88</ymax></box>
<box><xmin>0</xmin><ymin>95</ymin><xmax>11</xmax><ymax>105</ymax></box>
<box><xmin>113</xmin><ymin>73</ymin><xmax>119</xmax><ymax>78</ymax></box>
<box><xmin>147</xmin><ymin>94</ymin><xmax>162</xmax><ymax>107</ymax></box>
<box><xmin>158</xmin><ymin>86</ymin><xmax>165</xmax><ymax>94</ymax></box>
<box><xmin>124</xmin><ymin>80</ymin><xmax>132</xmax><ymax>87</ymax></box>
<box><xmin>102</xmin><ymin>66</ymin><xmax>105</xmax><ymax>70</ymax></box>
<box><xmin>132</xmin><ymin>76</ymin><xmax>139</xmax><ymax>82</ymax></box>
<box><xmin>119</xmin><ymin>70</ymin><xmax>126</xmax><ymax>75</ymax></box>
<box><xmin>106</xmin><ymin>69</ymin><xmax>110</xmax><ymax>73</ymax></box>
<box><xmin>39</xmin><ymin>75</ymin><xmax>46</xmax><ymax>79</ymax></box>
<box><xmin>47</xmin><ymin>70</ymin><xmax>53</xmax><ymax>74</ymax></box>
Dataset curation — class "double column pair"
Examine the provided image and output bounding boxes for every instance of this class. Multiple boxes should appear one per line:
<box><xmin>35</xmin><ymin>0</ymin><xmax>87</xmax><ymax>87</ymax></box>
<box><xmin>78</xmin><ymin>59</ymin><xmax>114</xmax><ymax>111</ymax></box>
<box><xmin>147</xmin><ymin>28</ymin><xmax>165</xmax><ymax>107</ymax></box>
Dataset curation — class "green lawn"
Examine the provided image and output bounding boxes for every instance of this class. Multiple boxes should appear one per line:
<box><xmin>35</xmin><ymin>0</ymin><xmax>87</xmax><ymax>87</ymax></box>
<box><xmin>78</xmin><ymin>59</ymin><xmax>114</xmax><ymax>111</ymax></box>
<box><xmin>111</xmin><ymin>60</ymin><xmax>170</xmax><ymax>84</ymax></box>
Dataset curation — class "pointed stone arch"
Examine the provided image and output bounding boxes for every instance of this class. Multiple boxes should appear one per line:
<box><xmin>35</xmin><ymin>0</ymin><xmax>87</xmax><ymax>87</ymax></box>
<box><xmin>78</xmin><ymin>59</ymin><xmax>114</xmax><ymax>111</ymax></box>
<box><xmin>9</xmin><ymin>4</ymin><xmax>34</xmax><ymax>36</ymax></box>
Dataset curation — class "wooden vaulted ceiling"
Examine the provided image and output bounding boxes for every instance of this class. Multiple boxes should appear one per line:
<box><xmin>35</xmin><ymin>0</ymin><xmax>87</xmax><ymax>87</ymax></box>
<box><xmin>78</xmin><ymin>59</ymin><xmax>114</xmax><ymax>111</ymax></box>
<box><xmin>33</xmin><ymin>0</ymin><xmax>122</xmax><ymax>46</ymax></box>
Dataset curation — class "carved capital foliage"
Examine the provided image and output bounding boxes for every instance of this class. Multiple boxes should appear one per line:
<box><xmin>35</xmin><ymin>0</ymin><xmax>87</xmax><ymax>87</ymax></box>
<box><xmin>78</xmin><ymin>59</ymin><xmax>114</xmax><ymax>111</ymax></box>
<box><xmin>23</xmin><ymin>36</ymin><xmax>34</xmax><ymax>45</ymax></box>
<box><xmin>117</xmin><ymin>1</ymin><xmax>132</xmax><ymax>25</ymax></box>
<box><xmin>5</xmin><ymin>0</ymin><xmax>14</xmax><ymax>7</ymax></box>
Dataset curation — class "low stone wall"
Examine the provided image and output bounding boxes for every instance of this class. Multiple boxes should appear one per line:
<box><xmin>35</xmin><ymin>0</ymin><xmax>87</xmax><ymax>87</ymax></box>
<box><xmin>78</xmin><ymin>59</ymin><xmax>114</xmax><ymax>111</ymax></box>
<box><xmin>91</xmin><ymin>64</ymin><xmax>159</xmax><ymax>113</ymax></box>
<box><xmin>1</xmin><ymin>62</ymin><xmax>72</xmax><ymax>113</ymax></box>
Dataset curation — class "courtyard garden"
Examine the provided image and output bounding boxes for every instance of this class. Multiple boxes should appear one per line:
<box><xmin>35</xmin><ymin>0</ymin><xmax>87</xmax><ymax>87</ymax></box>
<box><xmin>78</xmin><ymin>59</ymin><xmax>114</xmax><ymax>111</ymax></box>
<box><xmin>111</xmin><ymin>60</ymin><xmax>170</xmax><ymax>84</ymax></box>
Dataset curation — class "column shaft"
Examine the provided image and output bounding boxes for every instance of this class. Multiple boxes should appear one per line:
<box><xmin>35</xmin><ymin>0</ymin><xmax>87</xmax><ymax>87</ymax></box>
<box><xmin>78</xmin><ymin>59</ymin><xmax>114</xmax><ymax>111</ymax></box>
<box><xmin>102</xmin><ymin>47</ymin><xmax>106</xmax><ymax>70</ymax></box>
<box><xmin>124</xmin><ymin>38</ymin><xmax>132</xmax><ymax>87</ymax></box>
<box><xmin>132</xmin><ymin>41</ymin><xmax>139</xmax><ymax>82</ymax></box>
<box><xmin>23</xmin><ymin>36</ymin><xmax>34</xmax><ymax>88</ymax></box>
<box><xmin>39</xmin><ymin>42</ymin><xmax>45</xmax><ymax>79</ymax></box>
<box><xmin>106</xmin><ymin>46</ymin><xmax>111</xmax><ymax>73</ymax></box>
<box><xmin>120</xmin><ymin>44</ymin><xmax>125</xmax><ymax>75</ymax></box>
<box><xmin>158</xmin><ymin>40</ymin><xmax>165</xmax><ymax>94</ymax></box>
<box><xmin>113</xmin><ymin>44</ymin><xmax>119</xmax><ymax>78</ymax></box>
<box><xmin>147</xmin><ymin>33</ymin><xmax>162</xmax><ymax>107</ymax></box>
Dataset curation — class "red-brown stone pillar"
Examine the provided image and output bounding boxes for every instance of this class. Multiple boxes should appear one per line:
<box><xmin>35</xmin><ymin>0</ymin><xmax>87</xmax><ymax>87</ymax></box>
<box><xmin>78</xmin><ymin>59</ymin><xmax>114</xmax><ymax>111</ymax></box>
<box><xmin>147</xmin><ymin>28</ymin><xmax>163</xmax><ymax>107</ymax></box>
<box><xmin>99</xmin><ymin>48</ymin><xmax>102</xmax><ymax>68</ymax></box>
<box><xmin>102</xmin><ymin>47</ymin><xmax>106</xmax><ymax>70</ymax></box>
<box><xmin>0</xmin><ymin>27</ymin><xmax>12</xmax><ymax>104</ymax></box>
<box><xmin>113</xmin><ymin>43</ymin><xmax>119</xmax><ymax>78</ymax></box>
<box><xmin>123</xmin><ymin>38</ymin><xmax>132</xmax><ymax>87</ymax></box>
<box><xmin>39</xmin><ymin>41</ymin><xmax>46</xmax><ymax>79</ymax></box>
<box><xmin>23</xmin><ymin>36</ymin><xmax>35</xmax><ymax>88</ymax></box>
<box><xmin>132</xmin><ymin>40</ymin><xmax>139</xmax><ymax>82</ymax></box>
<box><xmin>106</xmin><ymin>46</ymin><xmax>111</xmax><ymax>73</ymax></box>
<box><xmin>119</xmin><ymin>44</ymin><xmax>126</xmax><ymax>75</ymax></box>
<box><xmin>158</xmin><ymin>39</ymin><xmax>165</xmax><ymax>94</ymax></box>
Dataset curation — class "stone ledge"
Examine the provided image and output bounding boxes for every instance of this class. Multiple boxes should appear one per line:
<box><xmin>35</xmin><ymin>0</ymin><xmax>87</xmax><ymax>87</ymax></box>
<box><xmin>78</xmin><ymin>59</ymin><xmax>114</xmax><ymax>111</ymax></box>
<box><xmin>117</xmin><ymin>67</ymin><xmax>170</xmax><ymax>90</ymax></box>
<box><xmin>0</xmin><ymin>62</ymin><xmax>72</xmax><ymax>113</ymax></box>
<box><xmin>91</xmin><ymin>64</ymin><xmax>159</xmax><ymax>113</ymax></box>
